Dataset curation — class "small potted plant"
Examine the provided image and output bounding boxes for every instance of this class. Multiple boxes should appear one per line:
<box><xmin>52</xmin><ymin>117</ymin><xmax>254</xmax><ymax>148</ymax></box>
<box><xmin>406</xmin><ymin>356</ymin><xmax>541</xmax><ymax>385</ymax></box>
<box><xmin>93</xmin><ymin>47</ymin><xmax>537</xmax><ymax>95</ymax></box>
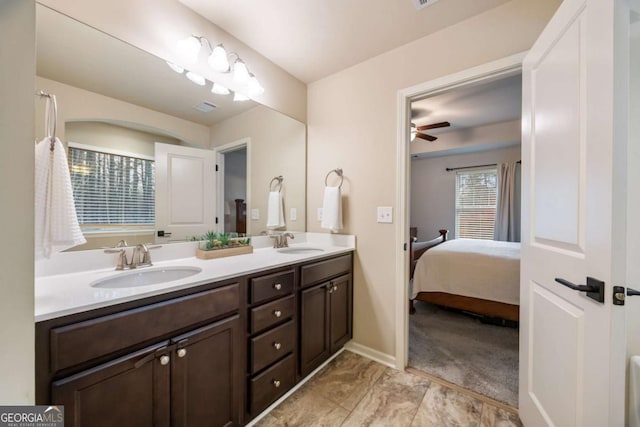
<box><xmin>194</xmin><ymin>231</ymin><xmax>252</xmax><ymax>259</ymax></box>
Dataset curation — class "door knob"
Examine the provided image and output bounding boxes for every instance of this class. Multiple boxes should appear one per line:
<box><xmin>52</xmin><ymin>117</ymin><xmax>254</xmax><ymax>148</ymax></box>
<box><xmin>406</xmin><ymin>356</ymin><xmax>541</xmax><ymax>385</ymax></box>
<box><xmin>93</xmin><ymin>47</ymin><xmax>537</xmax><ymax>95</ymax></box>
<box><xmin>160</xmin><ymin>355</ymin><xmax>170</xmax><ymax>365</ymax></box>
<box><xmin>554</xmin><ymin>277</ymin><xmax>605</xmax><ymax>303</ymax></box>
<box><xmin>273</xmin><ymin>310</ymin><xmax>282</xmax><ymax>318</ymax></box>
<box><xmin>177</xmin><ymin>348</ymin><xmax>187</xmax><ymax>358</ymax></box>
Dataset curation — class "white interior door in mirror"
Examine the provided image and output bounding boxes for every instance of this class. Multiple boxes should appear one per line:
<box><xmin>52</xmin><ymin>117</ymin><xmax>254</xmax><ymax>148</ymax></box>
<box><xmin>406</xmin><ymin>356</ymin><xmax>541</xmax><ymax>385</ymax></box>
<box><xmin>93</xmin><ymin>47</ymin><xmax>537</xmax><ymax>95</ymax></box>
<box><xmin>519</xmin><ymin>0</ymin><xmax>629</xmax><ymax>425</ymax></box>
<box><xmin>155</xmin><ymin>142</ymin><xmax>216</xmax><ymax>242</ymax></box>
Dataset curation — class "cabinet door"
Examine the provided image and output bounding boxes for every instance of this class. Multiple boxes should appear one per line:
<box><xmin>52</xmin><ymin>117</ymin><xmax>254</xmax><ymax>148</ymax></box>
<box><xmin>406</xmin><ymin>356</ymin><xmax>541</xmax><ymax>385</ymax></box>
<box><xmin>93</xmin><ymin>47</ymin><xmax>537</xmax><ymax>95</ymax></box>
<box><xmin>51</xmin><ymin>342</ymin><xmax>171</xmax><ymax>427</ymax></box>
<box><xmin>299</xmin><ymin>282</ymin><xmax>330</xmax><ymax>376</ymax></box>
<box><xmin>171</xmin><ymin>315</ymin><xmax>241</xmax><ymax>427</ymax></box>
<box><xmin>329</xmin><ymin>274</ymin><xmax>352</xmax><ymax>353</ymax></box>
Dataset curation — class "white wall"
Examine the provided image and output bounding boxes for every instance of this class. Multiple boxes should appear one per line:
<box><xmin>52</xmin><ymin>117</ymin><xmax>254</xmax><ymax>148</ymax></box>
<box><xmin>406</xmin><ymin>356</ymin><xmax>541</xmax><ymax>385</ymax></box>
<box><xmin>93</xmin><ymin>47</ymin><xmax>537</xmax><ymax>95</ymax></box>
<box><xmin>0</xmin><ymin>0</ymin><xmax>35</xmax><ymax>404</ymax></box>
<box><xmin>410</xmin><ymin>145</ymin><xmax>521</xmax><ymax>241</ymax></box>
<box><xmin>210</xmin><ymin>106</ymin><xmax>306</xmax><ymax>233</ymax></box>
<box><xmin>307</xmin><ymin>0</ymin><xmax>561</xmax><ymax>358</ymax></box>
<box><xmin>39</xmin><ymin>0</ymin><xmax>307</xmax><ymax>123</ymax></box>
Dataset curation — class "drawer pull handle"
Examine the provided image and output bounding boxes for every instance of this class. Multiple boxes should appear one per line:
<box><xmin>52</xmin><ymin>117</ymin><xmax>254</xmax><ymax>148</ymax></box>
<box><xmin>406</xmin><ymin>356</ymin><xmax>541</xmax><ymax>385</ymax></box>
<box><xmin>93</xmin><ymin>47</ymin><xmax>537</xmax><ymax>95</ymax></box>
<box><xmin>273</xmin><ymin>379</ymin><xmax>281</xmax><ymax>388</ymax></box>
<box><xmin>160</xmin><ymin>355</ymin><xmax>170</xmax><ymax>366</ymax></box>
<box><xmin>177</xmin><ymin>348</ymin><xmax>187</xmax><ymax>358</ymax></box>
<box><xmin>273</xmin><ymin>310</ymin><xmax>282</xmax><ymax>318</ymax></box>
<box><xmin>273</xmin><ymin>342</ymin><xmax>282</xmax><ymax>350</ymax></box>
<box><xmin>273</xmin><ymin>283</ymin><xmax>282</xmax><ymax>290</ymax></box>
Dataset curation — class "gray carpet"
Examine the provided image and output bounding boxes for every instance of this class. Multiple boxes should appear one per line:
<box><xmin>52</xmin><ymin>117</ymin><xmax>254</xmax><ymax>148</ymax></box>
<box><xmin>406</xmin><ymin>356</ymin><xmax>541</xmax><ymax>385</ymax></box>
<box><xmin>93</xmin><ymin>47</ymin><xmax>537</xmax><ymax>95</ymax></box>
<box><xmin>409</xmin><ymin>301</ymin><xmax>519</xmax><ymax>407</ymax></box>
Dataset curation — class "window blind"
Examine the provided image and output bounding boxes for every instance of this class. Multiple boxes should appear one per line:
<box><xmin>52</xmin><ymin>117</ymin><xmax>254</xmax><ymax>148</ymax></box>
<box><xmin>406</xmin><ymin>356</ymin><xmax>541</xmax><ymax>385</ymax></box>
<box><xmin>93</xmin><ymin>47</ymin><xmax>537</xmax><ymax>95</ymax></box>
<box><xmin>68</xmin><ymin>146</ymin><xmax>155</xmax><ymax>229</ymax></box>
<box><xmin>455</xmin><ymin>168</ymin><xmax>497</xmax><ymax>240</ymax></box>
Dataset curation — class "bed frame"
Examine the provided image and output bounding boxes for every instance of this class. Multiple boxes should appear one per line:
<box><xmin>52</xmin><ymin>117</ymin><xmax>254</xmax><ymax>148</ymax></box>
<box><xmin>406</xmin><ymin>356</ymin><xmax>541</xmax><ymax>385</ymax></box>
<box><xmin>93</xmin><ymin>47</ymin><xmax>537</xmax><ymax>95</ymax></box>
<box><xmin>409</xmin><ymin>230</ymin><xmax>520</xmax><ymax>322</ymax></box>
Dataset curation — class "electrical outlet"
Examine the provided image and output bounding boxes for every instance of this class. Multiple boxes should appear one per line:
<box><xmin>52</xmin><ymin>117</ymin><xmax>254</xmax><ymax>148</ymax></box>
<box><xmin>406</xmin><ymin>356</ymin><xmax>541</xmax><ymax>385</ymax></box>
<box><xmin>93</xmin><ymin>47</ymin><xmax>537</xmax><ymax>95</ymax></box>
<box><xmin>377</xmin><ymin>206</ymin><xmax>393</xmax><ymax>223</ymax></box>
<box><xmin>251</xmin><ymin>208</ymin><xmax>260</xmax><ymax>220</ymax></box>
<box><xmin>317</xmin><ymin>207</ymin><xmax>323</xmax><ymax>221</ymax></box>
<box><xmin>290</xmin><ymin>207</ymin><xmax>297</xmax><ymax>221</ymax></box>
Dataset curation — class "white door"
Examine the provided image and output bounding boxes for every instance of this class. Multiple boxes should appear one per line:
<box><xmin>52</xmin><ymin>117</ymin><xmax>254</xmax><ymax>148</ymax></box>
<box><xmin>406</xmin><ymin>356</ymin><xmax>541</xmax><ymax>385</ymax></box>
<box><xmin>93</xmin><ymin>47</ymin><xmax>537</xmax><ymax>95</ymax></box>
<box><xmin>155</xmin><ymin>143</ymin><xmax>216</xmax><ymax>242</ymax></box>
<box><xmin>520</xmin><ymin>0</ymin><xmax>631</xmax><ymax>425</ymax></box>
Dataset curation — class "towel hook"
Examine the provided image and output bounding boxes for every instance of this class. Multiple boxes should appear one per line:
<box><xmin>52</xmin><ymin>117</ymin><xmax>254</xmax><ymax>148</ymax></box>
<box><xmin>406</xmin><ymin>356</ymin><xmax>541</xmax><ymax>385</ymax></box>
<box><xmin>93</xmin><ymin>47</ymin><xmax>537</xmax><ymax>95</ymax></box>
<box><xmin>269</xmin><ymin>175</ymin><xmax>283</xmax><ymax>192</ymax></box>
<box><xmin>324</xmin><ymin>168</ymin><xmax>344</xmax><ymax>189</ymax></box>
<box><xmin>36</xmin><ymin>90</ymin><xmax>58</xmax><ymax>151</ymax></box>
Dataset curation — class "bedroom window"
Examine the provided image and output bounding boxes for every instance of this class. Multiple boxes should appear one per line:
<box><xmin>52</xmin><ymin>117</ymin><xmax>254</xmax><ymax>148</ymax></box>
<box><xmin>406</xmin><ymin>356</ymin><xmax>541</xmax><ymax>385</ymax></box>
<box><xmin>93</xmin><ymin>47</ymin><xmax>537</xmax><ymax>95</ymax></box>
<box><xmin>455</xmin><ymin>168</ymin><xmax>497</xmax><ymax>240</ymax></box>
<box><xmin>68</xmin><ymin>143</ymin><xmax>155</xmax><ymax>232</ymax></box>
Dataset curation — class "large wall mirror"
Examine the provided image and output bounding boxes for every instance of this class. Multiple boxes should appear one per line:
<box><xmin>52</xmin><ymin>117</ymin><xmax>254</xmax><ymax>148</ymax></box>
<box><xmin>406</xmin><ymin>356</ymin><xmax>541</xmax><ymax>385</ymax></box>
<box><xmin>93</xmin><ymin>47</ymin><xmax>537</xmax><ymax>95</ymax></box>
<box><xmin>35</xmin><ymin>4</ymin><xmax>306</xmax><ymax>251</ymax></box>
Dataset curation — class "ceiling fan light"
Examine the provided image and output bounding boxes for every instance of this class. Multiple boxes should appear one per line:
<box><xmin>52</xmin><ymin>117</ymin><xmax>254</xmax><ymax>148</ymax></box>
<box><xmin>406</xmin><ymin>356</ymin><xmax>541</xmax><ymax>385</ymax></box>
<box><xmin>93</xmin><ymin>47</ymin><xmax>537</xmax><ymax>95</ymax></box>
<box><xmin>185</xmin><ymin>71</ymin><xmax>206</xmax><ymax>86</ymax></box>
<box><xmin>211</xmin><ymin>82</ymin><xmax>230</xmax><ymax>95</ymax></box>
<box><xmin>166</xmin><ymin>61</ymin><xmax>184</xmax><ymax>74</ymax></box>
<box><xmin>233</xmin><ymin>91</ymin><xmax>250</xmax><ymax>102</ymax></box>
<box><xmin>175</xmin><ymin>35</ymin><xmax>202</xmax><ymax>65</ymax></box>
<box><xmin>208</xmin><ymin>44</ymin><xmax>230</xmax><ymax>73</ymax></box>
<box><xmin>248</xmin><ymin>74</ymin><xmax>264</xmax><ymax>96</ymax></box>
<box><xmin>233</xmin><ymin>59</ymin><xmax>250</xmax><ymax>84</ymax></box>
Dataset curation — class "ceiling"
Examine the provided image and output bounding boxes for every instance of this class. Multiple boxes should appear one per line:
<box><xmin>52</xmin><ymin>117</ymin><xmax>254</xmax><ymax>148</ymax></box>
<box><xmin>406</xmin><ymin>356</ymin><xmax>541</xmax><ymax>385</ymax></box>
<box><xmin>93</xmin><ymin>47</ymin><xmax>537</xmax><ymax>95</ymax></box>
<box><xmin>36</xmin><ymin>5</ymin><xmax>258</xmax><ymax>128</ymax></box>
<box><xmin>411</xmin><ymin>74</ymin><xmax>522</xmax><ymax>133</ymax></box>
<box><xmin>178</xmin><ymin>0</ymin><xmax>510</xmax><ymax>83</ymax></box>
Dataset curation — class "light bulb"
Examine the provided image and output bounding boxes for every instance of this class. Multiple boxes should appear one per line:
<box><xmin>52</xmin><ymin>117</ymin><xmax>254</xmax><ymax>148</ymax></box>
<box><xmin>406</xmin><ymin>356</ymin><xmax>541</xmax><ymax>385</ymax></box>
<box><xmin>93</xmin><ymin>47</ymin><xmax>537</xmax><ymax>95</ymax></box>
<box><xmin>208</xmin><ymin>44</ymin><xmax>230</xmax><ymax>73</ymax></box>
<box><xmin>411</xmin><ymin>130</ymin><xmax>417</xmax><ymax>141</ymax></box>
<box><xmin>211</xmin><ymin>82</ymin><xmax>230</xmax><ymax>95</ymax></box>
<box><xmin>233</xmin><ymin>91</ymin><xmax>250</xmax><ymax>101</ymax></box>
<box><xmin>233</xmin><ymin>59</ymin><xmax>250</xmax><ymax>84</ymax></box>
<box><xmin>248</xmin><ymin>74</ymin><xmax>264</xmax><ymax>96</ymax></box>
<box><xmin>175</xmin><ymin>36</ymin><xmax>201</xmax><ymax>65</ymax></box>
<box><xmin>166</xmin><ymin>61</ymin><xmax>184</xmax><ymax>74</ymax></box>
<box><xmin>185</xmin><ymin>71</ymin><xmax>206</xmax><ymax>86</ymax></box>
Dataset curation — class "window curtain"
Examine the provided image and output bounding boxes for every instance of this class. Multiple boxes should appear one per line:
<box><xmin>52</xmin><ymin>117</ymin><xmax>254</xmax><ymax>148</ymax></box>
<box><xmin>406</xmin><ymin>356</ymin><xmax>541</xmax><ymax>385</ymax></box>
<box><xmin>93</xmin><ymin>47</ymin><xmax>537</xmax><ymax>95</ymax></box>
<box><xmin>494</xmin><ymin>162</ymin><xmax>521</xmax><ymax>242</ymax></box>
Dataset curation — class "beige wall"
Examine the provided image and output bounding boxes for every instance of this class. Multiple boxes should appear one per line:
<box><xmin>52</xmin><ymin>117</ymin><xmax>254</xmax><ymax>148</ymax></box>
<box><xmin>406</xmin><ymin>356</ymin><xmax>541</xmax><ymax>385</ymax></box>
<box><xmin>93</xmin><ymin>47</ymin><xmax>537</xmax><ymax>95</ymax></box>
<box><xmin>411</xmin><ymin>145</ymin><xmax>521</xmax><ymax>241</ymax></box>
<box><xmin>0</xmin><ymin>0</ymin><xmax>35</xmax><ymax>403</ymax></box>
<box><xmin>36</xmin><ymin>76</ymin><xmax>210</xmax><ymax>147</ymax></box>
<box><xmin>307</xmin><ymin>0</ymin><xmax>561</xmax><ymax>358</ymax></box>
<box><xmin>210</xmin><ymin>106</ymin><xmax>306</xmax><ymax>233</ymax></box>
<box><xmin>39</xmin><ymin>0</ymin><xmax>307</xmax><ymax>123</ymax></box>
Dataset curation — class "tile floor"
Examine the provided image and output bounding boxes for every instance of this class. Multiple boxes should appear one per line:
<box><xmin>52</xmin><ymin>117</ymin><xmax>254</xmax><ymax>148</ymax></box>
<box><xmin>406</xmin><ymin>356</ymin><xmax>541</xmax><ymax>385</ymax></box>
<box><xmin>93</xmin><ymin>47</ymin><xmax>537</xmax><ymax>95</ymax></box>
<box><xmin>255</xmin><ymin>351</ymin><xmax>522</xmax><ymax>427</ymax></box>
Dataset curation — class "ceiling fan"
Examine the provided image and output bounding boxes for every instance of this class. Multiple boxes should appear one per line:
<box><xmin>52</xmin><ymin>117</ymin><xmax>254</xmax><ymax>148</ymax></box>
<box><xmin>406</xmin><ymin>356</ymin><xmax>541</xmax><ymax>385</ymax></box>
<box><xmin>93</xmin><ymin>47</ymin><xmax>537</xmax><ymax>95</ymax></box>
<box><xmin>410</xmin><ymin>121</ymin><xmax>450</xmax><ymax>141</ymax></box>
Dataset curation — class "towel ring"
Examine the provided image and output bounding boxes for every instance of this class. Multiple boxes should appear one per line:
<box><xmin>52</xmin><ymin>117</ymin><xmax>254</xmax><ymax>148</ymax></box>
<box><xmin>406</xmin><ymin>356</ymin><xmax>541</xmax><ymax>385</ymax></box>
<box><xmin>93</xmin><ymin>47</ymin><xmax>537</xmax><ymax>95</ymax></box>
<box><xmin>325</xmin><ymin>168</ymin><xmax>344</xmax><ymax>189</ymax></box>
<box><xmin>270</xmin><ymin>175</ymin><xmax>283</xmax><ymax>192</ymax></box>
<box><xmin>36</xmin><ymin>90</ymin><xmax>58</xmax><ymax>151</ymax></box>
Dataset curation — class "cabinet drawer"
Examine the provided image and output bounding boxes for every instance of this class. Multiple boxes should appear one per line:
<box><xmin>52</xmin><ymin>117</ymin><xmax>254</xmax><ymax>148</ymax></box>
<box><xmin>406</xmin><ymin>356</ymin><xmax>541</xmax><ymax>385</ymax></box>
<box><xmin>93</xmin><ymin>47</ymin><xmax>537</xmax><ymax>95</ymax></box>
<box><xmin>250</xmin><ymin>295</ymin><xmax>295</xmax><ymax>334</ymax></box>
<box><xmin>250</xmin><ymin>321</ymin><xmax>295</xmax><ymax>374</ymax></box>
<box><xmin>250</xmin><ymin>354</ymin><xmax>295</xmax><ymax>415</ymax></box>
<box><xmin>301</xmin><ymin>254</ymin><xmax>351</xmax><ymax>289</ymax></box>
<box><xmin>250</xmin><ymin>270</ymin><xmax>294</xmax><ymax>304</ymax></box>
<box><xmin>50</xmin><ymin>283</ymin><xmax>239</xmax><ymax>372</ymax></box>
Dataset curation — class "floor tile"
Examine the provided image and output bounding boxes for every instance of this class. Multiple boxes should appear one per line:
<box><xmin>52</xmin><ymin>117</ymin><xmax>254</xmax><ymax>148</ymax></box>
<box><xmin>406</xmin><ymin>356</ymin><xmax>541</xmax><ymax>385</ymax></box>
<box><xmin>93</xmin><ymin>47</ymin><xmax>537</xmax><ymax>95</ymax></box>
<box><xmin>269</xmin><ymin>383</ymin><xmax>350</xmax><ymax>427</ymax></box>
<box><xmin>253</xmin><ymin>414</ymin><xmax>283</xmax><ymax>427</ymax></box>
<box><xmin>411</xmin><ymin>382</ymin><xmax>483</xmax><ymax>427</ymax></box>
<box><xmin>306</xmin><ymin>351</ymin><xmax>387</xmax><ymax>410</ymax></box>
<box><xmin>480</xmin><ymin>404</ymin><xmax>522</xmax><ymax>427</ymax></box>
<box><xmin>341</xmin><ymin>368</ymin><xmax>431</xmax><ymax>427</ymax></box>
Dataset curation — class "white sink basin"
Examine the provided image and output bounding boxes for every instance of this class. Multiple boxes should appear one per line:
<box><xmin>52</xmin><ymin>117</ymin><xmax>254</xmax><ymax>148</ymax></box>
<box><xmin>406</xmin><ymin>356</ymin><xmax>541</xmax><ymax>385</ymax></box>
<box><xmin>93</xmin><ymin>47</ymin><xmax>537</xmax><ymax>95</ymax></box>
<box><xmin>91</xmin><ymin>266</ymin><xmax>202</xmax><ymax>289</ymax></box>
<box><xmin>277</xmin><ymin>247</ymin><xmax>325</xmax><ymax>254</ymax></box>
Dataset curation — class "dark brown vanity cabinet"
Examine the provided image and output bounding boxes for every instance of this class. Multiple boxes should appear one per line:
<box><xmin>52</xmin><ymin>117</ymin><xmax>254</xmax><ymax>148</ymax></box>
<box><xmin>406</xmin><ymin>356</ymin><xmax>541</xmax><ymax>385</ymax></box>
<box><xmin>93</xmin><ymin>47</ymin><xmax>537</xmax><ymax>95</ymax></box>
<box><xmin>299</xmin><ymin>255</ymin><xmax>353</xmax><ymax>377</ymax></box>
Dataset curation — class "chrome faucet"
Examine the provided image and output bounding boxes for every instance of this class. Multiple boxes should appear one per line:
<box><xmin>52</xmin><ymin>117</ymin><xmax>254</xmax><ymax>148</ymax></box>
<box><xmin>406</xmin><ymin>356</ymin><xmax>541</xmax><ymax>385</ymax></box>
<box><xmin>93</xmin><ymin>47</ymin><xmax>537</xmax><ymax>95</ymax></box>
<box><xmin>105</xmin><ymin>242</ymin><xmax>161</xmax><ymax>270</ymax></box>
<box><xmin>270</xmin><ymin>232</ymin><xmax>295</xmax><ymax>248</ymax></box>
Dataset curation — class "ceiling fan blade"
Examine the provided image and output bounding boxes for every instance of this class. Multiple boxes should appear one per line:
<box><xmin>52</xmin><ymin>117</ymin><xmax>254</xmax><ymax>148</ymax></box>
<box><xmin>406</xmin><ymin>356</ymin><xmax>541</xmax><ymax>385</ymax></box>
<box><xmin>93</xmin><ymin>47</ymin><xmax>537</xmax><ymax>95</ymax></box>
<box><xmin>417</xmin><ymin>121</ymin><xmax>450</xmax><ymax>131</ymax></box>
<box><xmin>415</xmin><ymin>132</ymin><xmax>437</xmax><ymax>142</ymax></box>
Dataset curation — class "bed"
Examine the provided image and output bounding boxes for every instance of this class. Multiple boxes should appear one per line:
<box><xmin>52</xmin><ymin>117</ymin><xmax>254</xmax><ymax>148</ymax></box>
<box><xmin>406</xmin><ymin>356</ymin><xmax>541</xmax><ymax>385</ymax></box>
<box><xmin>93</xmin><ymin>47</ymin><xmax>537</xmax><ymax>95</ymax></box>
<box><xmin>410</xmin><ymin>230</ymin><xmax>520</xmax><ymax>321</ymax></box>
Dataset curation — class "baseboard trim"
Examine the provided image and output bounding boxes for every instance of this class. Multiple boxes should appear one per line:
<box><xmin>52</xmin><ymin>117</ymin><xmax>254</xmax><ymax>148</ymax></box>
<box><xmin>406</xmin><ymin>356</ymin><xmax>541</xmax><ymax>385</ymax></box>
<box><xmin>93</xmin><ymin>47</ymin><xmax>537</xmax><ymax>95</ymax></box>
<box><xmin>343</xmin><ymin>341</ymin><xmax>397</xmax><ymax>369</ymax></box>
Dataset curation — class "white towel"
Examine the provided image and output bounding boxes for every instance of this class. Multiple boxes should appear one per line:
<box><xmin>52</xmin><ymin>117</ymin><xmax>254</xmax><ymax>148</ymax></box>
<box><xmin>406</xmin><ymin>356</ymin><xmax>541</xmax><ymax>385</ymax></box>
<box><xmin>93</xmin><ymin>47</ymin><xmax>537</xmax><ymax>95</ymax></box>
<box><xmin>266</xmin><ymin>191</ymin><xmax>285</xmax><ymax>229</ymax></box>
<box><xmin>321</xmin><ymin>186</ymin><xmax>343</xmax><ymax>232</ymax></box>
<box><xmin>35</xmin><ymin>137</ymin><xmax>86</xmax><ymax>259</ymax></box>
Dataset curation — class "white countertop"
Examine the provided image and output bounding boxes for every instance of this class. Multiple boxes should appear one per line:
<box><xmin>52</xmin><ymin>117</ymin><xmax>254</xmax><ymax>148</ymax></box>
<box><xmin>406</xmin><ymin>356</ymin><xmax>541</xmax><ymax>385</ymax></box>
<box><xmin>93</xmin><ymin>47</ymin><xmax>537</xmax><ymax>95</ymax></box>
<box><xmin>35</xmin><ymin>233</ymin><xmax>355</xmax><ymax>322</ymax></box>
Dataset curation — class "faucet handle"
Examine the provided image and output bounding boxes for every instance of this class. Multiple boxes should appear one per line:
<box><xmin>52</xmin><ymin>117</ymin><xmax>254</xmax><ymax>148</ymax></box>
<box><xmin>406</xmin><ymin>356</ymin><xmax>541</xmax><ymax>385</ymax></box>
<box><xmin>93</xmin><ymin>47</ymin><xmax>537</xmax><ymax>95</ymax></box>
<box><xmin>115</xmin><ymin>249</ymin><xmax>127</xmax><ymax>270</ymax></box>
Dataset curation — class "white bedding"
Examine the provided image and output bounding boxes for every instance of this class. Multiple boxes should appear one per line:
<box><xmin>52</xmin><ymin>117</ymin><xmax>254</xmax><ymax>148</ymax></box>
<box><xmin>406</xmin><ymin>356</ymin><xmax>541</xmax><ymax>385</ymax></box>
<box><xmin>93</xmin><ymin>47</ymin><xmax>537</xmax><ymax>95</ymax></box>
<box><xmin>411</xmin><ymin>238</ymin><xmax>520</xmax><ymax>305</ymax></box>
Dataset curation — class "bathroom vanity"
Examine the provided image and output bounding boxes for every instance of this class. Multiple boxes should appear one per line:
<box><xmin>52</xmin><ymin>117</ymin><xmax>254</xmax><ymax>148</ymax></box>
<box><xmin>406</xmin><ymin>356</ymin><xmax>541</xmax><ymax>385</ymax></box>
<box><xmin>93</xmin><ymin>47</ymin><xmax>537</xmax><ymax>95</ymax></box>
<box><xmin>35</xmin><ymin>239</ymin><xmax>354</xmax><ymax>426</ymax></box>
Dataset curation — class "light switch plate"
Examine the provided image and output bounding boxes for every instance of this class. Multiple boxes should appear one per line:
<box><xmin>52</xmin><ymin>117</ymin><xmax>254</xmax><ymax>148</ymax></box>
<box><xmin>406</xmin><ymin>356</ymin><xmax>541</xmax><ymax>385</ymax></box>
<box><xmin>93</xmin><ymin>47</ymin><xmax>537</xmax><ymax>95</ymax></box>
<box><xmin>251</xmin><ymin>208</ymin><xmax>260</xmax><ymax>220</ymax></box>
<box><xmin>377</xmin><ymin>206</ymin><xmax>393</xmax><ymax>223</ymax></box>
<box><xmin>317</xmin><ymin>207</ymin><xmax>323</xmax><ymax>221</ymax></box>
<box><xmin>290</xmin><ymin>207</ymin><xmax>297</xmax><ymax>221</ymax></box>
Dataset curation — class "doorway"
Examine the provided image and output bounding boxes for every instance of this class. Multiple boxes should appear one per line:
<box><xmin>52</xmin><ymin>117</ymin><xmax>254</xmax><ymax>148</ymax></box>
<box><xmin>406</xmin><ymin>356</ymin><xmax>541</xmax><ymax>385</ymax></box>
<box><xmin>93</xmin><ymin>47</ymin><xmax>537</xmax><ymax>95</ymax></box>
<box><xmin>215</xmin><ymin>138</ymin><xmax>251</xmax><ymax>235</ymax></box>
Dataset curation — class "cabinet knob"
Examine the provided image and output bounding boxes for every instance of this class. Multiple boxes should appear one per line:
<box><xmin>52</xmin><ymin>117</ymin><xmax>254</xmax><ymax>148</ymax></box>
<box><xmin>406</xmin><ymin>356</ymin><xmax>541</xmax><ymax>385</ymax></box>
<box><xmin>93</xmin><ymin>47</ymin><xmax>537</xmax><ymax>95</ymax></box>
<box><xmin>177</xmin><ymin>348</ymin><xmax>187</xmax><ymax>358</ymax></box>
<box><xmin>273</xmin><ymin>283</ymin><xmax>282</xmax><ymax>290</ymax></box>
<box><xmin>273</xmin><ymin>310</ymin><xmax>282</xmax><ymax>318</ymax></box>
<box><xmin>273</xmin><ymin>379</ymin><xmax>281</xmax><ymax>388</ymax></box>
<box><xmin>273</xmin><ymin>342</ymin><xmax>282</xmax><ymax>350</ymax></box>
<box><xmin>160</xmin><ymin>355</ymin><xmax>170</xmax><ymax>366</ymax></box>
<box><xmin>333</xmin><ymin>285</ymin><xmax>338</xmax><ymax>292</ymax></box>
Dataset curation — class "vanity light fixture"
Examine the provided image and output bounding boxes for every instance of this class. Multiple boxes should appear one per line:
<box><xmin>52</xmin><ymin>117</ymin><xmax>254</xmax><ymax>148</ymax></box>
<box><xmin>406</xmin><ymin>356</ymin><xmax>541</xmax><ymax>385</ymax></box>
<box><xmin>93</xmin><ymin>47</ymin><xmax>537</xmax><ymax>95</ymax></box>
<box><xmin>211</xmin><ymin>82</ymin><xmax>230</xmax><ymax>95</ymax></box>
<box><xmin>208</xmin><ymin>44</ymin><xmax>230</xmax><ymax>73</ymax></box>
<box><xmin>166</xmin><ymin>61</ymin><xmax>184</xmax><ymax>74</ymax></box>
<box><xmin>248</xmin><ymin>73</ymin><xmax>264</xmax><ymax>96</ymax></box>
<box><xmin>233</xmin><ymin>92</ymin><xmax>250</xmax><ymax>102</ymax></box>
<box><xmin>185</xmin><ymin>71</ymin><xmax>206</xmax><ymax>86</ymax></box>
<box><xmin>175</xmin><ymin>35</ymin><xmax>203</xmax><ymax>65</ymax></box>
<box><xmin>232</xmin><ymin>58</ymin><xmax>250</xmax><ymax>84</ymax></box>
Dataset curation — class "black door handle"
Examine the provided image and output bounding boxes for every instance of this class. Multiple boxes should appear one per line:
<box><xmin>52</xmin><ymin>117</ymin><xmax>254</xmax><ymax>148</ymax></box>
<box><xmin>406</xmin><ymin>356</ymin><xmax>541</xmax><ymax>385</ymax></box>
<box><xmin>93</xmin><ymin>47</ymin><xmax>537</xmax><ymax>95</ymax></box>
<box><xmin>628</xmin><ymin>288</ymin><xmax>640</xmax><ymax>296</ymax></box>
<box><xmin>554</xmin><ymin>277</ymin><xmax>605</xmax><ymax>303</ymax></box>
